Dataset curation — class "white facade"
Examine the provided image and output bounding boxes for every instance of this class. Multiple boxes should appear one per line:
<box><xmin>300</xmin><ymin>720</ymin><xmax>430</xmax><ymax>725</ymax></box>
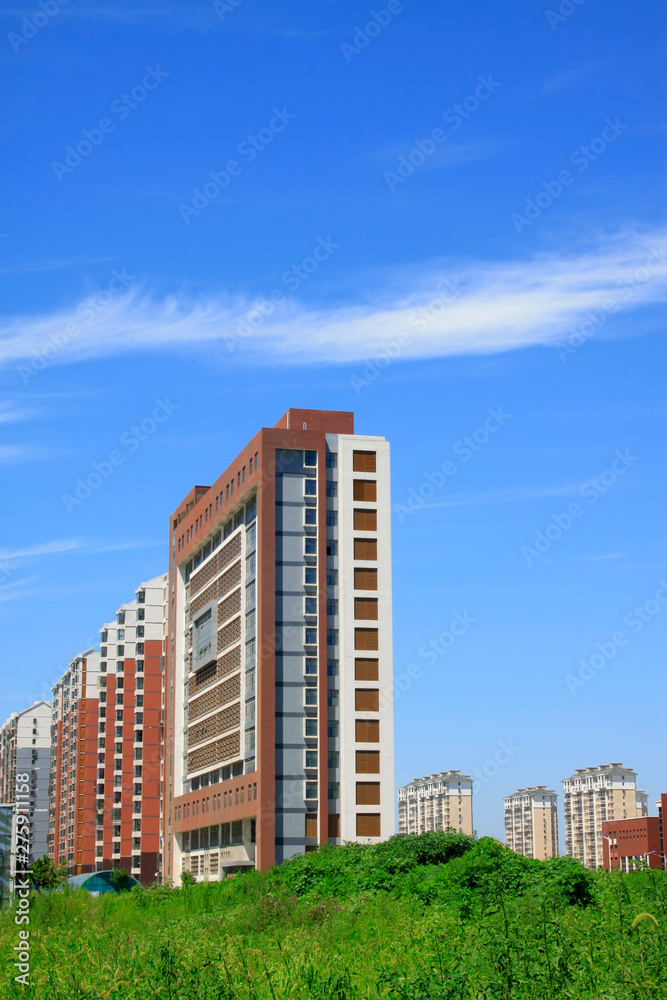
<box><xmin>334</xmin><ymin>433</ymin><xmax>394</xmax><ymax>845</ymax></box>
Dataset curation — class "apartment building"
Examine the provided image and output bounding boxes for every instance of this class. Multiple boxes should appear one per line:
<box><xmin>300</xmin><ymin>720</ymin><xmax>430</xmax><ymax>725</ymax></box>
<box><xmin>49</xmin><ymin>576</ymin><xmax>166</xmax><ymax>883</ymax></box>
<box><xmin>504</xmin><ymin>786</ymin><xmax>559</xmax><ymax>859</ymax></box>
<box><xmin>165</xmin><ymin>408</ymin><xmax>394</xmax><ymax>883</ymax></box>
<box><xmin>49</xmin><ymin>650</ymin><xmax>100</xmax><ymax>871</ymax></box>
<box><xmin>562</xmin><ymin>763</ymin><xmax>648</xmax><ymax>869</ymax></box>
<box><xmin>0</xmin><ymin>701</ymin><xmax>51</xmax><ymax>866</ymax></box>
<box><xmin>601</xmin><ymin>793</ymin><xmax>667</xmax><ymax>871</ymax></box>
<box><xmin>398</xmin><ymin>771</ymin><xmax>473</xmax><ymax>836</ymax></box>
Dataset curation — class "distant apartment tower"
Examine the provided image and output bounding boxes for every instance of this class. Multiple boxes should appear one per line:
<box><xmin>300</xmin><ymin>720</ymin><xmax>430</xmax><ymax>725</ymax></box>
<box><xmin>398</xmin><ymin>771</ymin><xmax>473</xmax><ymax>836</ymax></box>
<box><xmin>504</xmin><ymin>786</ymin><xmax>559</xmax><ymax>859</ymax></box>
<box><xmin>165</xmin><ymin>409</ymin><xmax>394</xmax><ymax>884</ymax></box>
<box><xmin>562</xmin><ymin>763</ymin><xmax>648</xmax><ymax>869</ymax></box>
<box><xmin>0</xmin><ymin>701</ymin><xmax>51</xmax><ymax>864</ymax></box>
<box><xmin>49</xmin><ymin>576</ymin><xmax>166</xmax><ymax>883</ymax></box>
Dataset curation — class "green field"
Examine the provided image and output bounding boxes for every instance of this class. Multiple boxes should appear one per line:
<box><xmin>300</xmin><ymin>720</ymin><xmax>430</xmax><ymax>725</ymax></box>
<box><xmin>1</xmin><ymin>834</ymin><xmax>665</xmax><ymax>999</ymax></box>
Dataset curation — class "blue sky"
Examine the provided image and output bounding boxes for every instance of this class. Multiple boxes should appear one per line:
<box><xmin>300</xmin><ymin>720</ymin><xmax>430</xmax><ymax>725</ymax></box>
<box><xmin>1</xmin><ymin>0</ymin><xmax>665</xmax><ymax>845</ymax></box>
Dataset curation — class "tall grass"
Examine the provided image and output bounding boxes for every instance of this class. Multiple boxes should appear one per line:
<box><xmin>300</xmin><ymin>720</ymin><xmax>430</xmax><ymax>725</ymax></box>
<box><xmin>1</xmin><ymin>834</ymin><xmax>665</xmax><ymax>998</ymax></box>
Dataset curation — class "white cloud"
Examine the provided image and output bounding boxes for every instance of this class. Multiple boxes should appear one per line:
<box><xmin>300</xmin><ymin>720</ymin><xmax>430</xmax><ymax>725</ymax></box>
<box><xmin>1</xmin><ymin>230</ymin><xmax>665</xmax><ymax>371</ymax></box>
<box><xmin>0</xmin><ymin>539</ymin><xmax>85</xmax><ymax>561</ymax></box>
<box><xmin>423</xmin><ymin>482</ymin><xmax>585</xmax><ymax>509</ymax></box>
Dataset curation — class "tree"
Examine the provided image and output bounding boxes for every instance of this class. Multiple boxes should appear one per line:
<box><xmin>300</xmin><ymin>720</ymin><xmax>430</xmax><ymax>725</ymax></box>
<box><xmin>109</xmin><ymin>867</ymin><xmax>130</xmax><ymax>891</ymax></box>
<box><xmin>181</xmin><ymin>870</ymin><xmax>195</xmax><ymax>887</ymax></box>
<box><xmin>32</xmin><ymin>856</ymin><xmax>69</xmax><ymax>890</ymax></box>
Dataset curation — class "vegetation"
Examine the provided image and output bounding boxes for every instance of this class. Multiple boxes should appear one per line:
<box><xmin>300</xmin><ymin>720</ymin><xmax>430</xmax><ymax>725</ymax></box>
<box><xmin>1</xmin><ymin>833</ymin><xmax>665</xmax><ymax>998</ymax></box>
<box><xmin>30</xmin><ymin>856</ymin><xmax>69</xmax><ymax>891</ymax></box>
<box><xmin>109</xmin><ymin>868</ymin><xmax>131</xmax><ymax>891</ymax></box>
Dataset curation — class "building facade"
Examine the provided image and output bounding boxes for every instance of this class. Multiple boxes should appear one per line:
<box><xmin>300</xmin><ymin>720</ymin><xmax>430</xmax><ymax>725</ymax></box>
<box><xmin>165</xmin><ymin>408</ymin><xmax>394</xmax><ymax>883</ymax></box>
<box><xmin>504</xmin><ymin>786</ymin><xmax>559</xmax><ymax>859</ymax></box>
<box><xmin>562</xmin><ymin>763</ymin><xmax>648</xmax><ymax>869</ymax></box>
<box><xmin>0</xmin><ymin>701</ymin><xmax>51</xmax><ymax>868</ymax></box>
<box><xmin>601</xmin><ymin>793</ymin><xmax>667</xmax><ymax>871</ymax></box>
<box><xmin>49</xmin><ymin>576</ymin><xmax>166</xmax><ymax>883</ymax></box>
<box><xmin>398</xmin><ymin>771</ymin><xmax>473</xmax><ymax>836</ymax></box>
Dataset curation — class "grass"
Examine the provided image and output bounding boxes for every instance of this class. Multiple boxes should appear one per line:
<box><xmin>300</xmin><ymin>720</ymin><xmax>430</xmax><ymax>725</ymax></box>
<box><xmin>1</xmin><ymin>834</ymin><xmax>665</xmax><ymax>998</ymax></box>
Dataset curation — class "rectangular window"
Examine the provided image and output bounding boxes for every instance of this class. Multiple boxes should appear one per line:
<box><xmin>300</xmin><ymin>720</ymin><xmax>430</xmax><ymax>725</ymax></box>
<box><xmin>328</xmin><ymin>813</ymin><xmax>340</xmax><ymax>837</ymax></box>
<box><xmin>305</xmin><ymin>782</ymin><xmax>318</xmax><ymax>799</ymax></box>
<box><xmin>305</xmin><ymin>719</ymin><xmax>318</xmax><ymax>737</ymax></box>
<box><xmin>305</xmin><ymin>750</ymin><xmax>318</xmax><ymax>768</ymax></box>
<box><xmin>305</xmin><ymin>627</ymin><xmax>317</xmax><ymax>645</ymax></box>
<box><xmin>326</xmin><ymin>569</ymin><xmax>338</xmax><ymax>586</ymax></box>
<box><xmin>354</xmin><ymin>539</ymin><xmax>377</xmax><ymax>560</ymax></box>
<box><xmin>355</xmin><ymin>628</ymin><xmax>378</xmax><ymax>651</ymax></box>
<box><xmin>305</xmin><ymin>508</ymin><xmax>317</xmax><ymax>526</ymax></box>
<box><xmin>305</xmin><ymin>537</ymin><xmax>317</xmax><ymax>555</ymax></box>
<box><xmin>325</xmin><ymin>450</ymin><xmax>337</xmax><ymax>468</ymax></box>
<box><xmin>304</xmin><ymin>450</ymin><xmax>317</xmax><ymax>467</ymax></box>
<box><xmin>353</xmin><ymin>479</ymin><xmax>377</xmax><ymax>502</ymax></box>
<box><xmin>355</xmin><ymin>658</ymin><xmax>379</xmax><ymax>681</ymax></box>
<box><xmin>305</xmin><ymin>597</ymin><xmax>318</xmax><ymax>615</ymax></box>
<box><xmin>325</xmin><ymin>510</ymin><xmax>337</xmax><ymax>527</ymax></box>
<box><xmin>355</xmin><ymin>568</ymin><xmax>378</xmax><ymax>590</ymax></box>
<box><xmin>355</xmin><ymin>750</ymin><xmax>380</xmax><ymax>773</ymax></box>
<box><xmin>356</xmin><ymin>720</ymin><xmax>380</xmax><ymax>743</ymax></box>
<box><xmin>305</xmin><ymin>688</ymin><xmax>318</xmax><ymax>706</ymax></box>
<box><xmin>326</xmin><ymin>599</ymin><xmax>338</xmax><ymax>616</ymax></box>
<box><xmin>326</xmin><ymin>629</ymin><xmax>338</xmax><ymax>647</ymax></box>
<box><xmin>304</xmin><ymin>478</ymin><xmax>317</xmax><ymax>496</ymax></box>
<box><xmin>327</xmin><ymin>689</ymin><xmax>339</xmax><ymax>707</ymax></box>
<box><xmin>305</xmin><ymin>657</ymin><xmax>317</xmax><ymax>675</ymax></box>
<box><xmin>305</xmin><ymin>813</ymin><xmax>318</xmax><ymax>837</ymax></box>
<box><xmin>326</xmin><ymin>540</ymin><xmax>337</xmax><ymax>557</ymax></box>
<box><xmin>304</xmin><ymin>567</ymin><xmax>317</xmax><ymax>585</ymax></box>
<box><xmin>328</xmin><ymin>782</ymin><xmax>339</xmax><ymax>800</ymax></box>
<box><xmin>327</xmin><ymin>659</ymin><xmax>338</xmax><ymax>676</ymax></box>
<box><xmin>327</xmin><ymin>719</ymin><xmax>339</xmax><ymax>737</ymax></box>
<box><xmin>326</xmin><ymin>481</ymin><xmax>337</xmax><ymax>498</ymax></box>
<box><xmin>328</xmin><ymin>750</ymin><xmax>339</xmax><ymax>769</ymax></box>
<box><xmin>356</xmin><ymin>782</ymin><xmax>381</xmax><ymax>805</ymax></box>
<box><xmin>355</xmin><ymin>689</ymin><xmax>380</xmax><ymax>712</ymax></box>
<box><xmin>353</xmin><ymin>451</ymin><xmax>377</xmax><ymax>473</ymax></box>
<box><xmin>354</xmin><ymin>509</ymin><xmax>377</xmax><ymax>531</ymax></box>
<box><xmin>356</xmin><ymin>813</ymin><xmax>381</xmax><ymax>837</ymax></box>
<box><xmin>354</xmin><ymin>597</ymin><xmax>378</xmax><ymax>620</ymax></box>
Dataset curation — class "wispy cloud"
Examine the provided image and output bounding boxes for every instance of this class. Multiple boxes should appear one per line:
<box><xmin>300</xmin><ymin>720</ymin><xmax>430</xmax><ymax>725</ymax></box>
<box><xmin>423</xmin><ymin>482</ymin><xmax>585</xmax><ymax>510</ymax></box>
<box><xmin>0</xmin><ymin>255</ymin><xmax>113</xmax><ymax>275</ymax></box>
<box><xmin>1</xmin><ymin>230</ymin><xmax>665</xmax><ymax>371</ymax></box>
<box><xmin>0</xmin><ymin>539</ymin><xmax>85</xmax><ymax>561</ymax></box>
<box><xmin>0</xmin><ymin>444</ymin><xmax>75</xmax><ymax>464</ymax></box>
<box><xmin>91</xmin><ymin>540</ymin><xmax>165</xmax><ymax>553</ymax></box>
<box><xmin>0</xmin><ymin>401</ymin><xmax>35</xmax><ymax>424</ymax></box>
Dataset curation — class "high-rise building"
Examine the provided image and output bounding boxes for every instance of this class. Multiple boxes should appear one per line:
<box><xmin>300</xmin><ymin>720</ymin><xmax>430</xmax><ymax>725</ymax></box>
<box><xmin>504</xmin><ymin>786</ymin><xmax>559</xmax><ymax>859</ymax></box>
<box><xmin>165</xmin><ymin>408</ymin><xmax>394</xmax><ymax>883</ymax></box>
<box><xmin>0</xmin><ymin>701</ymin><xmax>51</xmax><ymax>867</ymax></box>
<box><xmin>49</xmin><ymin>650</ymin><xmax>100</xmax><ymax>871</ymax></box>
<box><xmin>49</xmin><ymin>575</ymin><xmax>166</xmax><ymax>882</ymax></box>
<box><xmin>397</xmin><ymin>771</ymin><xmax>473</xmax><ymax>836</ymax></box>
<box><xmin>562</xmin><ymin>763</ymin><xmax>648</xmax><ymax>869</ymax></box>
